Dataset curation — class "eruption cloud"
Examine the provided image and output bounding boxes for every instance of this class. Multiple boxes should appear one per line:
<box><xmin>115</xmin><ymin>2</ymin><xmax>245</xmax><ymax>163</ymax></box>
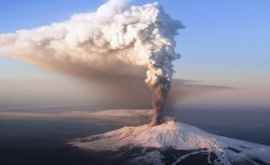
<box><xmin>0</xmin><ymin>0</ymin><xmax>183</xmax><ymax>125</ymax></box>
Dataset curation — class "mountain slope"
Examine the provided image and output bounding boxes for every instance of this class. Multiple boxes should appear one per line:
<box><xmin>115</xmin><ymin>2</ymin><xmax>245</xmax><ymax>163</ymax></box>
<box><xmin>71</xmin><ymin>120</ymin><xmax>270</xmax><ymax>165</ymax></box>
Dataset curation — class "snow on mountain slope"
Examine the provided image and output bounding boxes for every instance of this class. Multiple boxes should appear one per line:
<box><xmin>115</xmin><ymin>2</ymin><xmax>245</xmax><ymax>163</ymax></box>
<box><xmin>71</xmin><ymin>120</ymin><xmax>270</xmax><ymax>165</ymax></box>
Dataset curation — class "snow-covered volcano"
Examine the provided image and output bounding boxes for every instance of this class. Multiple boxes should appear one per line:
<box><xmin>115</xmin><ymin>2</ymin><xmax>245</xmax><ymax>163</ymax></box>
<box><xmin>71</xmin><ymin>120</ymin><xmax>270</xmax><ymax>165</ymax></box>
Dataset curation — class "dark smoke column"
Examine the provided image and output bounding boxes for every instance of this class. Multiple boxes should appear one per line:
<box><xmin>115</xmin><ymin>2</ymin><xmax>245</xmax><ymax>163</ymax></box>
<box><xmin>146</xmin><ymin>51</ymin><xmax>179</xmax><ymax>126</ymax></box>
<box><xmin>141</xmin><ymin>6</ymin><xmax>183</xmax><ymax>126</ymax></box>
<box><xmin>150</xmin><ymin>77</ymin><xmax>171</xmax><ymax>126</ymax></box>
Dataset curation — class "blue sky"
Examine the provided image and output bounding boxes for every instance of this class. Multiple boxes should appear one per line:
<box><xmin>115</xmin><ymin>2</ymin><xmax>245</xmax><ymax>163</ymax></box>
<box><xmin>0</xmin><ymin>0</ymin><xmax>269</xmax><ymax>106</ymax></box>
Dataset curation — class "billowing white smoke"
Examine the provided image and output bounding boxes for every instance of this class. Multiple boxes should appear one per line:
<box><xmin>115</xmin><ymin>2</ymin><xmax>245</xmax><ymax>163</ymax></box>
<box><xmin>0</xmin><ymin>0</ymin><xmax>183</xmax><ymax>124</ymax></box>
<box><xmin>0</xmin><ymin>0</ymin><xmax>182</xmax><ymax>88</ymax></box>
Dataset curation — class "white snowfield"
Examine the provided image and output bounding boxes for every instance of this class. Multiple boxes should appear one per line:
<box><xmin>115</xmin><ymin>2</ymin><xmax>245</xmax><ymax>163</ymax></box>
<box><xmin>71</xmin><ymin>120</ymin><xmax>270</xmax><ymax>165</ymax></box>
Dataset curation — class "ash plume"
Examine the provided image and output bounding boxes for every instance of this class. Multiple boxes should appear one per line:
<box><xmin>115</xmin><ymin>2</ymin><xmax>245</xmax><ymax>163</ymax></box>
<box><xmin>0</xmin><ymin>0</ymin><xmax>183</xmax><ymax>125</ymax></box>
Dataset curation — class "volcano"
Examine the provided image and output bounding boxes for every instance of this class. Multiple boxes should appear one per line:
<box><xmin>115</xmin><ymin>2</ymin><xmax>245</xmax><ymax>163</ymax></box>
<box><xmin>70</xmin><ymin>120</ymin><xmax>270</xmax><ymax>165</ymax></box>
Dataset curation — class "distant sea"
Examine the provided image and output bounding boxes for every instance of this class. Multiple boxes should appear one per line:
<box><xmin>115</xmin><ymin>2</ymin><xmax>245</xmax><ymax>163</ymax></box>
<box><xmin>0</xmin><ymin>106</ymin><xmax>269</xmax><ymax>165</ymax></box>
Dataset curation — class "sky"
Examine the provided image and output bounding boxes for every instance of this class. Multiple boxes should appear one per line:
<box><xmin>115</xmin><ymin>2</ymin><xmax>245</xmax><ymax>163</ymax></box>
<box><xmin>0</xmin><ymin>0</ymin><xmax>269</xmax><ymax>108</ymax></box>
